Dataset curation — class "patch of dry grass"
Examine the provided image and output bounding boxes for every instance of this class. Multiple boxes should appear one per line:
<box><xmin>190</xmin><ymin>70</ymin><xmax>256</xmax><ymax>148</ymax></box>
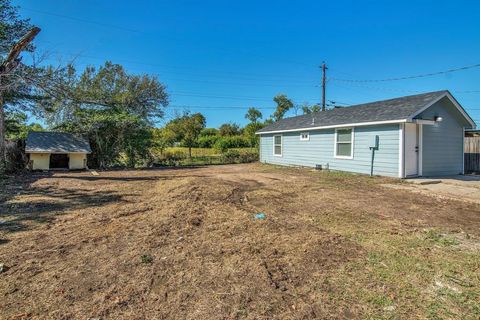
<box><xmin>0</xmin><ymin>164</ymin><xmax>479</xmax><ymax>319</ymax></box>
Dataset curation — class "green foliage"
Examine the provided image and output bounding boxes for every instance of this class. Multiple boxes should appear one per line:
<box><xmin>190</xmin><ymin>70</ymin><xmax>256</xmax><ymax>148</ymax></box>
<box><xmin>218</xmin><ymin>122</ymin><xmax>241</xmax><ymax>136</ymax></box>
<box><xmin>245</xmin><ymin>107</ymin><xmax>262</xmax><ymax>123</ymax></box>
<box><xmin>199</xmin><ymin>127</ymin><xmax>218</xmax><ymax>137</ymax></box>
<box><xmin>41</xmin><ymin>62</ymin><xmax>169</xmax><ymax>168</ymax></box>
<box><xmin>151</xmin><ymin>147</ymin><xmax>258</xmax><ymax>166</ymax></box>
<box><xmin>164</xmin><ymin>112</ymin><xmax>206</xmax><ymax>157</ymax></box>
<box><xmin>5</xmin><ymin>112</ymin><xmax>43</xmax><ymax>140</ymax></box>
<box><xmin>424</xmin><ymin>229</ymin><xmax>460</xmax><ymax>247</ymax></box>
<box><xmin>243</xmin><ymin>122</ymin><xmax>264</xmax><ymax>147</ymax></box>
<box><xmin>140</xmin><ymin>254</ymin><xmax>153</xmax><ymax>264</ymax></box>
<box><xmin>221</xmin><ymin>149</ymin><xmax>258</xmax><ymax>164</ymax></box>
<box><xmin>151</xmin><ymin>127</ymin><xmax>176</xmax><ymax>154</ymax></box>
<box><xmin>272</xmin><ymin>94</ymin><xmax>293</xmax><ymax>121</ymax></box>
<box><xmin>41</xmin><ymin>62</ymin><xmax>169</xmax><ymax>126</ymax></box>
<box><xmin>0</xmin><ymin>0</ymin><xmax>34</xmax><ymax>57</ymax></box>
<box><xmin>197</xmin><ymin>135</ymin><xmax>219</xmax><ymax>148</ymax></box>
<box><xmin>56</xmin><ymin>110</ymin><xmax>153</xmax><ymax>168</ymax></box>
<box><xmin>302</xmin><ymin>103</ymin><xmax>321</xmax><ymax>114</ymax></box>
<box><xmin>214</xmin><ymin>136</ymin><xmax>251</xmax><ymax>153</ymax></box>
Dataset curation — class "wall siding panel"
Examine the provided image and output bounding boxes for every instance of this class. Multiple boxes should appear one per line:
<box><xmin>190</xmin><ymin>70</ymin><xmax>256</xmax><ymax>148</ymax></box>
<box><xmin>419</xmin><ymin>98</ymin><xmax>466</xmax><ymax>176</ymax></box>
<box><xmin>260</xmin><ymin>124</ymin><xmax>400</xmax><ymax>177</ymax></box>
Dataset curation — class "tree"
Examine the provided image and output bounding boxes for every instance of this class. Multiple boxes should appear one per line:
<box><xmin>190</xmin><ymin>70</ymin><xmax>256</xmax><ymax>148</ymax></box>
<box><xmin>152</xmin><ymin>127</ymin><xmax>176</xmax><ymax>156</ymax></box>
<box><xmin>5</xmin><ymin>111</ymin><xmax>42</xmax><ymax>140</ymax></box>
<box><xmin>219</xmin><ymin>122</ymin><xmax>240</xmax><ymax>136</ymax></box>
<box><xmin>272</xmin><ymin>94</ymin><xmax>293</xmax><ymax>121</ymax></box>
<box><xmin>0</xmin><ymin>1</ymin><xmax>40</xmax><ymax>172</ymax></box>
<box><xmin>41</xmin><ymin>61</ymin><xmax>168</xmax><ymax>126</ymax></box>
<box><xmin>43</xmin><ymin>62</ymin><xmax>169</xmax><ymax>167</ymax></box>
<box><xmin>243</xmin><ymin>122</ymin><xmax>264</xmax><ymax>147</ymax></box>
<box><xmin>166</xmin><ymin>112</ymin><xmax>206</xmax><ymax>158</ymax></box>
<box><xmin>245</xmin><ymin>107</ymin><xmax>262</xmax><ymax>124</ymax></box>
<box><xmin>302</xmin><ymin>103</ymin><xmax>321</xmax><ymax>114</ymax></box>
<box><xmin>199</xmin><ymin>127</ymin><xmax>218</xmax><ymax>137</ymax></box>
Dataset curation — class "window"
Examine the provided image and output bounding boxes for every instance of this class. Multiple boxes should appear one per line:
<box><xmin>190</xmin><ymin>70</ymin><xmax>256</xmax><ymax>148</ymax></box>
<box><xmin>335</xmin><ymin>128</ymin><xmax>353</xmax><ymax>159</ymax></box>
<box><xmin>273</xmin><ymin>135</ymin><xmax>282</xmax><ymax>156</ymax></box>
<box><xmin>300</xmin><ymin>132</ymin><xmax>309</xmax><ymax>141</ymax></box>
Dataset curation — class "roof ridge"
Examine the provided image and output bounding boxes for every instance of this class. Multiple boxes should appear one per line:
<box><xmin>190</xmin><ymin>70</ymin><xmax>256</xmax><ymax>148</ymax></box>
<box><xmin>343</xmin><ymin>90</ymin><xmax>448</xmax><ymax>109</ymax></box>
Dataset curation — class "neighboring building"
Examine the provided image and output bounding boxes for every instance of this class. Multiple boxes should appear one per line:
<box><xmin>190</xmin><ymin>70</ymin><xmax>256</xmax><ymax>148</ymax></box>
<box><xmin>257</xmin><ymin>90</ymin><xmax>476</xmax><ymax>178</ymax></box>
<box><xmin>25</xmin><ymin>132</ymin><xmax>91</xmax><ymax>170</ymax></box>
<box><xmin>465</xmin><ymin>129</ymin><xmax>480</xmax><ymax>137</ymax></box>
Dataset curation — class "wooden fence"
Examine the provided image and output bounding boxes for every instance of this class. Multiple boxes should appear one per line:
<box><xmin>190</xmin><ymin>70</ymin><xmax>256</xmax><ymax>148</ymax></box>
<box><xmin>465</xmin><ymin>136</ymin><xmax>480</xmax><ymax>174</ymax></box>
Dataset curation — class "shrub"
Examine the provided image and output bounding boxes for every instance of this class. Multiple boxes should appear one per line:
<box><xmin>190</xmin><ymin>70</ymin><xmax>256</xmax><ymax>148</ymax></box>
<box><xmin>199</xmin><ymin>127</ymin><xmax>218</xmax><ymax>137</ymax></box>
<box><xmin>214</xmin><ymin>136</ymin><xmax>251</xmax><ymax>152</ymax></box>
<box><xmin>197</xmin><ymin>135</ymin><xmax>220</xmax><ymax>148</ymax></box>
<box><xmin>239</xmin><ymin>151</ymin><xmax>259</xmax><ymax>163</ymax></box>
<box><xmin>222</xmin><ymin>149</ymin><xmax>241</xmax><ymax>163</ymax></box>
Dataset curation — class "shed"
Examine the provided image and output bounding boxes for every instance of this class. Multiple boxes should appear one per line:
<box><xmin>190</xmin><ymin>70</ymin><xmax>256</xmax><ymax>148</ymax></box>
<box><xmin>256</xmin><ymin>90</ymin><xmax>476</xmax><ymax>178</ymax></box>
<box><xmin>25</xmin><ymin>132</ymin><xmax>91</xmax><ymax>170</ymax></box>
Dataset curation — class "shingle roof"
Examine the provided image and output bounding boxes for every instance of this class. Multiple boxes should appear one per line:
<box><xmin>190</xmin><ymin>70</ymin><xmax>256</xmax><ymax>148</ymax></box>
<box><xmin>257</xmin><ymin>90</ymin><xmax>450</xmax><ymax>133</ymax></box>
<box><xmin>26</xmin><ymin>132</ymin><xmax>92</xmax><ymax>153</ymax></box>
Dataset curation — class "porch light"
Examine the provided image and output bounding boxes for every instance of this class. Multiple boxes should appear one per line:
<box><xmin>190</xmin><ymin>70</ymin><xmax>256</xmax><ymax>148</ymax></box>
<box><xmin>434</xmin><ymin>116</ymin><xmax>443</xmax><ymax>122</ymax></box>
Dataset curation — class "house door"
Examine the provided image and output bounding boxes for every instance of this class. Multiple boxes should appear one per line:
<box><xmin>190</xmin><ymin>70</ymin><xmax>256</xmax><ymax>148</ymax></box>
<box><xmin>404</xmin><ymin>123</ymin><xmax>419</xmax><ymax>177</ymax></box>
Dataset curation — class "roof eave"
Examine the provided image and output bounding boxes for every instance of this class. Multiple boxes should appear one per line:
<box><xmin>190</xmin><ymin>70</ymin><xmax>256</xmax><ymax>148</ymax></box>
<box><xmin>256</xmin><ymin>119</ymin><xmax>408</xmax><ymax>135</ymax></box>
<box><xmin>407</xmin><ymin>91</ymin><xmax>476</xmax><ymax>128</ymax></box>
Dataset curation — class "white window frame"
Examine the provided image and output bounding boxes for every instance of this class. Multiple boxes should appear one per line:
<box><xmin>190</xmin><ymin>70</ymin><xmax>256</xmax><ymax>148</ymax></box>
<box><xmin>273</xmin><ymin>135</ymin><xmax>282</xmax><ymax>157</ymax></box>
<box><xmin>300</xmin><ymin>132</ymin><xmax>310</xmax><ymax>141</ymax></box>
<box><xmin>334</xmin><ymin>128</ymin><xmax>354</xmax><ymax>159</ymax></box>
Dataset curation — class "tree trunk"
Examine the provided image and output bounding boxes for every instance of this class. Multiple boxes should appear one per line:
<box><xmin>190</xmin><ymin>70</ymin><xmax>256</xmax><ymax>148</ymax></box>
<box><xmin>188</xmin><ymin>146</ymin><xmax>192</xmax><ymax>159</ymax></box>
<box><xmin>0</xmin><ymin>93</ymin><xmax>5</xmax><ymax>174</ymax></box>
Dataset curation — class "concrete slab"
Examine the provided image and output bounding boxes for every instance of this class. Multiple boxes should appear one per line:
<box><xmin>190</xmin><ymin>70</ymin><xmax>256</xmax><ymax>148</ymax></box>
<box><xmin>392</xmin><ymin>175</ymin><xmax>480</xmax><ymax>204</ymax></box>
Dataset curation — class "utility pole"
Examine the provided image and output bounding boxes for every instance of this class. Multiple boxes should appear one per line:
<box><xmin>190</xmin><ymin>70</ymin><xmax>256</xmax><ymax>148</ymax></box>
<box><xmin>321</xmin><ymin>62</ymin><xmax>328</xmax><ymax>111</ymax></box>
<box><xmin>0</xmin><ymin>27</ymin><xmax>41</xmax><ymax>173</ymax></box>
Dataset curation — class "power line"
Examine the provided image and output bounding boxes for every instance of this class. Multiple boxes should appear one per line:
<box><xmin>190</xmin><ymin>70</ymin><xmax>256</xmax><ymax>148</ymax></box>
<box><xmin>331</xmin><ymin>82</ymin><xmax>480</xmax><ymax>96</ymax></box>
<box><xmin>171</xmin><ymin>91</ymin><xmax>321</xmax><ymax>102</ymax></box>
<box><xmin>22</xmin><ymin>7</ymin><xmax>315</xmax><ymax>69</ymax></box>
<box><xmin>35</xmin><ymin>51</ymin><xmax>319</xmax><ymax>88</ymax></box>
<box><xmin>42</xmin><ymin>50</ymin><xmax>317</xmax><ymax>83</ymax></box>
<box><xmin>330</xmin><ymin>63</ymin><xmax>480</xmax><ymax>83</ymax></box>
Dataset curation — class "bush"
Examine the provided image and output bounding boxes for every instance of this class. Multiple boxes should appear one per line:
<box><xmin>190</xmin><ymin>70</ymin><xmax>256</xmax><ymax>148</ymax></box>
<box><xmin>239</xmin><ymin>151</ymin><xmax>259</xmax><ymax>163</ymax></box>
<box><xmin>197</xmin><ymin>135</ymin><xmax>219</xmax><ymax>148</ymax></box>
<box><xmin>214</xmin><ymin>136</ymin><xmax>251</xmax><ymax>152</ymax></box>
<box><xmin>220</xmin><ymin>150</ymin><xmax>258</xmax><ymax>164</ymax></box>
<box><xmin>222</xmin><ymin>149</ymin><xmax>241</xmax><ymax>163</ymax></box>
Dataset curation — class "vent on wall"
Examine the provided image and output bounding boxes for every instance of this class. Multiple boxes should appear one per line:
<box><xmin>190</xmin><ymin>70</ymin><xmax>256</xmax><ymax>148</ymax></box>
<box><xmin>315</xmin><ymin>163</ymin><xmax>329</xmax><ymax>170</ymax></box>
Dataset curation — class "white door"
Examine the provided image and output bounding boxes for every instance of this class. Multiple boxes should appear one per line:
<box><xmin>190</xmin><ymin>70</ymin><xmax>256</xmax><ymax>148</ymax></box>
<box><xmin>404</xmin><ymin>123</ymin><xmax>419</xmax><ymax>177</ymax></box>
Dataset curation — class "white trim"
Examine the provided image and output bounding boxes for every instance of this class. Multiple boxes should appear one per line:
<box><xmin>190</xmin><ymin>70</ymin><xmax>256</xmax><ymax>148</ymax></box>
<box><xmin>300</xmin><ymin>132</ymin><xmax>310</xmax><ymax>141</ymax></box>
<box><xmin>418</xmin><ymin>124</ymin><xmax>423</xmax><ymax>176</ymax></box>
<box><xmin>414</xmin><ymin>119</ymin><xmax>435</xmax><ymax>125</ymax></box>
<box><xmin>334</xmin><ymin>127</ymin><xmax>354</xmax><ymax>159</ymax></box>
<box><xmin>399</xmin><ymin>123</ymin><xmax>405</xmax><ymax>178</ymax></box>
<box><xmin>273</xmin><ymin>134</ymin><xmax>282</xmax><ymax>157</ymax></box>
<box><xmin>408</xmin><ymin>92</ymin><xmax>476</xmax><ymax>128</ymax></box>
<box><xmin>256</xmin><ymin>119</ymin><xmax>407</xmax><ymax>135</ymax></box>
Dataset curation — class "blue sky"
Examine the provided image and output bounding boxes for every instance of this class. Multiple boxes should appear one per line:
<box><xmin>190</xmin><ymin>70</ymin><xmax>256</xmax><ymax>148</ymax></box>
<box><xmin>17</xmin><ymin>0</ymin><xmax>480</xmax><ymax>128</ymax></box>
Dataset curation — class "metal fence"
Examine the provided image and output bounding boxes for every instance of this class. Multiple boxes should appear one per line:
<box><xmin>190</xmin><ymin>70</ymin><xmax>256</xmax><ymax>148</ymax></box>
<box><xmin>465</xmin><ymin>136</ymin><xmax>480</xmax><ymax>174</ymax></box>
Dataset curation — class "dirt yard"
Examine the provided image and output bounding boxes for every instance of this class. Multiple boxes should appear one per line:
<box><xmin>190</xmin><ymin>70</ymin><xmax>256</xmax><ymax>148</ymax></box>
<box><xmin>1</xmin><ymin>164</ymin><xmax>479</xmax><ymax>319</ymax></box>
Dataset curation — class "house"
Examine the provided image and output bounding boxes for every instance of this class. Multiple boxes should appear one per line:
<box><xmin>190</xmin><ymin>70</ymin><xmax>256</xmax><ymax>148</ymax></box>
<box><xmin>25</xmin><ymin>132</ymin><xmax>91</xmax><ymax>170</ymax></box>
<box><xmin>256</xmin><ymin>90</ymin><xmax>476</xmax><ymax>178</ymax></box>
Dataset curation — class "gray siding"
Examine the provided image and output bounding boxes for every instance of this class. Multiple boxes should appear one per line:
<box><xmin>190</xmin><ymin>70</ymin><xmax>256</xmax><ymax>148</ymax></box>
<box><xmin>260</xmin><ymin>124</ymin><xmax>400</xmax><ymax>177</ymax></box>
<box><xmin>419</xmin><ymin>98</ymin><xmax>466</xmax><ymax>176</ymax></box>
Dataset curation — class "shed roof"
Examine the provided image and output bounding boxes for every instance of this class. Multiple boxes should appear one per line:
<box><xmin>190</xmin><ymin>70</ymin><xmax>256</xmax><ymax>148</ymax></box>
<box><xmin>257</xmin><ymin>90</ymin><xmax>475</xmax><ymax>134</ymax></box>
<box><xmin>26</xmin><ymin>132</ymin><xmax>91</xmax><ymax>153</ymax></box>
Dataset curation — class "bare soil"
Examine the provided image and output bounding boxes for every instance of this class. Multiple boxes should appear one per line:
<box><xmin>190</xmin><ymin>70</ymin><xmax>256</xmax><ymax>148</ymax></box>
<box><xmin>1</xmin><ymin>164</ymin><xmax>479</xmax><ymax>319</ymax></box>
